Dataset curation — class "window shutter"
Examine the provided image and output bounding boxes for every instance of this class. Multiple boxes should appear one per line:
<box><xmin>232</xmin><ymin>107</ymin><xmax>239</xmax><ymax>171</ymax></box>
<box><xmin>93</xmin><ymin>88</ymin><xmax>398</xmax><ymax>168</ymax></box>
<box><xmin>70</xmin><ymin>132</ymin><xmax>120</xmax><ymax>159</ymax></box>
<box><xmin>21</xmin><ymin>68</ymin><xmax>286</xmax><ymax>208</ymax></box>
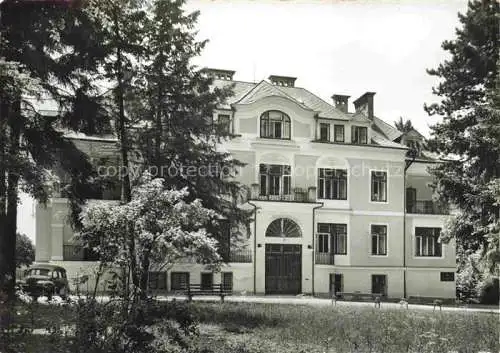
<box><xmin>351</xmin><ymin>126</ymin><xmax>356</xmax><ymax>143</ymax></box>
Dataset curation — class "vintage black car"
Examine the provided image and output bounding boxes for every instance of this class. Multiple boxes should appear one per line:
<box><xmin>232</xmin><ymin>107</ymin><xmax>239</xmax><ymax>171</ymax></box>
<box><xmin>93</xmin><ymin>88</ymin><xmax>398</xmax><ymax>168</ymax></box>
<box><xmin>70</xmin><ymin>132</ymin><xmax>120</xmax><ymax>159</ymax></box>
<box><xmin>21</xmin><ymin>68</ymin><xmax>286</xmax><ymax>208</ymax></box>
<box><xmin>17</xmin><ymin>264</ymin><xmax>70</xmax><ymax>300</ymax></box>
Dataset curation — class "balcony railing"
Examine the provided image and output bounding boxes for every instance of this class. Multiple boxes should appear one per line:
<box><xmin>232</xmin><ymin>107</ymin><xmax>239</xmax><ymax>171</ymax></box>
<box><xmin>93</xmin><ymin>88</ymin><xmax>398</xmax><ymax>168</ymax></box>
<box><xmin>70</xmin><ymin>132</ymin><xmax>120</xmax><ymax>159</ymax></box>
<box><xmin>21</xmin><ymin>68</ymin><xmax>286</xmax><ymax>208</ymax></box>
<box><xmin>63</xmin><ymin>244</ymin><xmax>100</xmax><ymax>261</ymax></box>
<box><xmin>249</xmin><ymin>186</ymin><xmax>317</xmax><ymax>203</ymax></box>
<box><xmin>229</xmin><ymin>249</ymin><xmax>252</xmax><ymax>263</ymax></box>
<box><xmin>315</xmin><ymin>252</ymin><xmax>335</xmax><ymax>265</ymax></box>
<box><xmin>407</xmin><ymin>200</ymin><xmax>449</xmax><ymax>215</ymax></box>
<box><xmin>53</xmin><ymin>182</ymin><xmax>121</xmax><ymax>201</ymax></box>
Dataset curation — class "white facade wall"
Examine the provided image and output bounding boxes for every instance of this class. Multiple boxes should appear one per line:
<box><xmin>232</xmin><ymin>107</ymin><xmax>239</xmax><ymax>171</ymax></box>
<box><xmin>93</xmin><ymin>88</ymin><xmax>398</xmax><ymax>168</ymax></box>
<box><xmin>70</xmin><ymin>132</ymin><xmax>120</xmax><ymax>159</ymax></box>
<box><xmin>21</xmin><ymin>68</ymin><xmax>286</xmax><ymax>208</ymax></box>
<box><xmin>33</xmin><ymin>81</ymin><xmax>457</xmax><ymax>299</ymax></box>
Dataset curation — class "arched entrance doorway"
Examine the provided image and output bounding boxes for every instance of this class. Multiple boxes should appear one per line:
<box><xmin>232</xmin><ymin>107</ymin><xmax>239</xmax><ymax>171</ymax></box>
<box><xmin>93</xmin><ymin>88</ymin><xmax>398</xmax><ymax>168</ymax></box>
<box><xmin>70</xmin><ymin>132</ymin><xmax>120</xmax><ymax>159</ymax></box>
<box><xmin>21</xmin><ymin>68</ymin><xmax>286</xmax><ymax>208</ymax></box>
<box><xmin>264</xmin><ymin>218</ymin><xmax>302</xmax><ymax>294</ymax></box>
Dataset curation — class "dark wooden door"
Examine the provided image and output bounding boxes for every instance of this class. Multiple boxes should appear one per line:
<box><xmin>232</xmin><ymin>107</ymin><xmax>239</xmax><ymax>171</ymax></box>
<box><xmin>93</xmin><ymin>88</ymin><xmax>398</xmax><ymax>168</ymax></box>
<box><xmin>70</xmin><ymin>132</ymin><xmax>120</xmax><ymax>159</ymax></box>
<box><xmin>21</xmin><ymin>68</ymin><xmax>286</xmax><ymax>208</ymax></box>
<box><xmin>222</xmin><ymin>272</ymin><xmax>233</xmax><ymax>291</ymax></box>
<box><xmin>329</xmin><ymin>273</ymin><xmax>343</xmax><ymax>296</ymax></box>
<box><xmin>371</xmin><ymin>275</ymin><xmax>387</xmax><ymax>296</ymax></box>
<box><xmin>201</xmin><ymin>273</ymin><xmax>213</xmax><ymax>290</ymax></box>
<box><xmin>265</xmin><ymin>244</ymin><xmax>302</xmax><ymax>294</ymax></box>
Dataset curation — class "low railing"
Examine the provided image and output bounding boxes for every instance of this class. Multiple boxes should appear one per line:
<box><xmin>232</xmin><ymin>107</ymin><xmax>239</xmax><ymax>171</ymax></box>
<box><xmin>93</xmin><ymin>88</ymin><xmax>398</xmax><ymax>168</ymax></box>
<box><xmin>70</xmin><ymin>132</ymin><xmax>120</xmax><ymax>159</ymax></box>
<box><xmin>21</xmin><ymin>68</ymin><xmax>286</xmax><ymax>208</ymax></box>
<box><xmin>249</xmin><ymin>186</ymin><xmax>317</xmax><ymax>203</ymax></box>
<box><xmin>407</xmin><ymin>200</ymin><xmax>449</xmax><ymax>215</ymax></box>
<box><xmin>54</xmin><ymin>182</ymin><xmax>121</xmax><ymax>201</ymax></box>
<box><xmin>63</xmin><ymin>244</ymin><xmax>99</xmax><ymax>261</ymax></box>
<box><xmin>229</xmin><ymin>249</ymin><xmax>252</xmax><ymax>263</ymax></box>
<box><xmin>315</xmin><ymin>252</ymin><xmax>335</xmax><ymax>265</ymax></box>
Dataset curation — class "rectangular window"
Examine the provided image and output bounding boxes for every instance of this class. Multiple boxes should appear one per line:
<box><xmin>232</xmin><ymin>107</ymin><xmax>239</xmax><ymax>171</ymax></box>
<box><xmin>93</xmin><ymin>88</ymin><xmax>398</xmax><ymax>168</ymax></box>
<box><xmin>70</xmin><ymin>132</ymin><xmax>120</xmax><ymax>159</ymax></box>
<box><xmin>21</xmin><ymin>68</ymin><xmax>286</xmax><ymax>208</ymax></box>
<box><xmin>440</xmin><ymin>272</ymin><xmax>455</xmax><ymax>282</ymax></box>
<box><xmin>320</xmin><ymin>123</ymin><xmax>330</xmax><ymax>141</ymax></box>
<box><xmin>201</xmin><ymin>273</ymin><xmax>213</xmax><ymax>290</ymax></box>
<box><xmin>371</xmin><ymin>225</ymin><xmax>387</xmax><ymax>255</ymax></box>
<box><xmin>317</xmin><ymin>233</ymin><xmax>329</xmax><ymax>253</ymax></box>
<box><xmin>351</xmin><ymin>126</ymin><xmax>368</xmax><ymax>144</ymax></box>
<box><xmin>218</xmin><ymin>114</ymin><xmax>231</xmax><ymax>134</ymax></box>
<box><xmin>371</xmin><ymin>171</ymin><xmax>387</xmax><ymax>202</ymax></box>
<box><xmin>334</xmin><ymin>125</ymin><xmax>345</xmax><ymax>142</ymax></box>
<box><xmin>259</xmin><ymin>164</ymin><xmax>291</xmax><ymax>197</ymax></box>
<box><xmin>317</xmin><ymin>223</ymin><xmax>347</xmax><ymax>255</ymax></box>
<box><xmin>222</xmin><ymin>272</ymin><xmax>233</xmax><ymax>291</ymax></box>
<box><xmin>415</xmin><ymin>227</ymin><xmax>442</xmax><ymax>257</ymax></box>
<box><xmin>149</xmin><ymin>272</ymin><xmax>167</xmax><ymax>290</ymax></box>
<box><xmin>318</xmin><ymin>168</ymin><xmax>347</xmax><ymax>200</ymax></box>
<box><xmin>171</xmin><ymin>272</ymin><xmax>189</xmax><ymax>291</ymax></box>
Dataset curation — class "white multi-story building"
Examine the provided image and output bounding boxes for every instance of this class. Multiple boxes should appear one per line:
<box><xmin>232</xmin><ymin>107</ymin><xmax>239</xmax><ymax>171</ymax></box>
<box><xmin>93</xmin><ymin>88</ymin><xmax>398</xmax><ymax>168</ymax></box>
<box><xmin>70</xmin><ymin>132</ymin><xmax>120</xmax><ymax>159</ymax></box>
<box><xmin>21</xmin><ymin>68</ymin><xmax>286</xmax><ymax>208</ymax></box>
<box><xmin>32</xmin><ymin>69</ymin><xmax>456</xmax><ymax>299</ymax></box>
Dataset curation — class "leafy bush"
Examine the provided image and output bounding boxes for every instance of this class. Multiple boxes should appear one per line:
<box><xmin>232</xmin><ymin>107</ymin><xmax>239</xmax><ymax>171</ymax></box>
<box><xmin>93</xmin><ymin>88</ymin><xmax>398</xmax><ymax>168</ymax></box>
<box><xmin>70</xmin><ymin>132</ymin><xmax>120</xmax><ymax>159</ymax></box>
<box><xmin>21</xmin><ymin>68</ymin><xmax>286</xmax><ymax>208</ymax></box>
<box><xmin>479</xmin><ymin>277</ymin><xmax>499</xmax><ymax>304</ymax></box>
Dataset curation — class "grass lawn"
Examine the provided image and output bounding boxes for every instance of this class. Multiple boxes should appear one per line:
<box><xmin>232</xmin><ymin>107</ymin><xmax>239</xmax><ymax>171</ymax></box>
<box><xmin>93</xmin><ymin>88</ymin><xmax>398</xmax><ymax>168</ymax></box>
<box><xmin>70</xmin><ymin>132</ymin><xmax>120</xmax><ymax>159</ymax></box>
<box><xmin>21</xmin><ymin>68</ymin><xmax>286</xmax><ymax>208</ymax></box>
<box><xmin>188</xmin><ymin>302</ymin><xmax>499</xmax><ymax>353</ymax></box>
<box><xmin>5</xmin><ymin>300</ymin><xmax>500</xmax><ymax>353</ymax></box>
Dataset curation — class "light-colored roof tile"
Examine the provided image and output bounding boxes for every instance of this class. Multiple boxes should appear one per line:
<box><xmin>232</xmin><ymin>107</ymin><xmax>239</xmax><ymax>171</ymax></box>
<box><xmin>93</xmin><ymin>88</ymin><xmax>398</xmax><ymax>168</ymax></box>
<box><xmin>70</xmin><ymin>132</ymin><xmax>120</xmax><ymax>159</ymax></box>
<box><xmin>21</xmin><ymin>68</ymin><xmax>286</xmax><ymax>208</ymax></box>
<box><xmin>372</xmin><ymin>116</ymin><xmax>403</xmax><ymax>141</ymax></box>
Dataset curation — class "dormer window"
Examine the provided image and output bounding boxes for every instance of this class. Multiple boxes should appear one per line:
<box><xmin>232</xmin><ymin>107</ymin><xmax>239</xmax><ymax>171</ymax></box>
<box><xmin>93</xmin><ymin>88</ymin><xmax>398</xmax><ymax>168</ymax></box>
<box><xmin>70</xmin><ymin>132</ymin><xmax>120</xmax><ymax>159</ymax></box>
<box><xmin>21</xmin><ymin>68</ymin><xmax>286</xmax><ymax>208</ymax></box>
<box><xmin>319</xmin><ymin>123</ymin><xmax>330</xmax><ymax>141</ymax></box>
<box><xmin>218</xmin><ymin>114</ymin><xmax>231</xmax><ymax>134</ymax></box>
<box><xmin>351</xmin><ymin>126</ymin><xmax>368</xmax><ymax>144</ymax></box>
<box><xmin>334</xmin><ymin>125</ymin><xmax>345</xmax><ymax>142</ymax></box>
<box><xmin>260</xmin><ymin>110</ymin><xmax>291</xmax><ymax>139</ymax></box>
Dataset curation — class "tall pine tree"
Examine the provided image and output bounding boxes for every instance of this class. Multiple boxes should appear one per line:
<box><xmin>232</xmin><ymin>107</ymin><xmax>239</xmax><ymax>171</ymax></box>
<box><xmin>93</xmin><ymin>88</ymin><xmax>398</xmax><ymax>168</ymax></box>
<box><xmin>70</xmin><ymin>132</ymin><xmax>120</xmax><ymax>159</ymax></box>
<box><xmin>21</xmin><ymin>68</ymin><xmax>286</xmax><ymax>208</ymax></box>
<box><xmin>85</xmin><ymin>0</ymin><xmax>148</xmax><ymax>203</ymax></box>
<box><xmin>127</xmin><ymin>0</ymin><xmax>251</xmax><ymax>290</ymax></box>
<box><xmin>0</xmin><ymin>0</ymin><xmax>109</xmax><ymax>299</ymax></box>
<box><xmin>424</xmin><ymin>0</ymin><xmax>500</xmax><ymax>297</ymax></box>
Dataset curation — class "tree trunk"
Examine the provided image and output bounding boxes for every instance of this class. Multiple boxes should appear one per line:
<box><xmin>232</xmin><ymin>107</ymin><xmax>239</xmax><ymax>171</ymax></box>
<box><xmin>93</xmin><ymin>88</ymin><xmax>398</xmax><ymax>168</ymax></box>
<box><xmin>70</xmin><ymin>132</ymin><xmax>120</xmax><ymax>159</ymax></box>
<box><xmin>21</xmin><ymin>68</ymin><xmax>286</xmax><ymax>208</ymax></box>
<box><xmin>139</xmin><ymin>247</ymin><xmax>151</xmax><ymax>298</ymax></box>
<box><xmin>1</xmin><ymin>100</ymin><xmax>21</xmax><ymax>301</ymax></box>
<box><xmin>154</xmin><ymin>74</ymin><xmax>164</xmax><ymax>173</ymax></box>
<box><xmin>0</xmin><ymin>99</ymin><xmax>9</xmax><ymax>299</ymax></box>
<box><xmin>113</xmin><ymin>11</ymin><xmax>131</xmax><ymax>204</ymax></box>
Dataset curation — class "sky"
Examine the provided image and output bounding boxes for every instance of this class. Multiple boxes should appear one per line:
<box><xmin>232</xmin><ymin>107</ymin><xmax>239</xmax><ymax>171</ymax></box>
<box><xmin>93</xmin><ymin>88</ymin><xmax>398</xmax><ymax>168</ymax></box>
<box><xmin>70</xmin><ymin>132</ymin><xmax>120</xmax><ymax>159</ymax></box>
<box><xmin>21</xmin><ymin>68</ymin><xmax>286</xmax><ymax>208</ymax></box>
<box><xmin>184</xmin><ymin>0</ymin><xmax>470</xmax><ymax>137</ymax></box>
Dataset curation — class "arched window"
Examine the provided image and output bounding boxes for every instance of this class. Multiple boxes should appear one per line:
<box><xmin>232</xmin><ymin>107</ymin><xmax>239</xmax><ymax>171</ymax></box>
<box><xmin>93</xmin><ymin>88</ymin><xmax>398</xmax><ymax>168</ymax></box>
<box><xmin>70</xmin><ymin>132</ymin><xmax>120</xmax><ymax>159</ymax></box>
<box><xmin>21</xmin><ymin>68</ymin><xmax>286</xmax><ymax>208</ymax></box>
<box><xmin>265</xmin><ymin>218</ymin><xmax>301</xmax><ymax>238</ymax></box>
<box><xmin>260</xmin><ymin>110</ymin><xmax>291</xmax><ymax>139</ymax></box>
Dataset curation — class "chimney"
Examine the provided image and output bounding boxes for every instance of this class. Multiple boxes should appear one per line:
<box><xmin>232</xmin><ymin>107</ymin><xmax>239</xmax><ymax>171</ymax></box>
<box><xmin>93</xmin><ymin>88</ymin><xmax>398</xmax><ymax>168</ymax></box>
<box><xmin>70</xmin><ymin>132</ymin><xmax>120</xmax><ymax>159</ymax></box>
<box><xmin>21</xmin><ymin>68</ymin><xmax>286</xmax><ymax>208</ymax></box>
<box><xmin>332</xmin><ymin>94</ymin><xmax>350</xmax><ymax>113</ymax></box>
<box><xmin>353</xmin><ymin>92</ymin><xmax>376</xmax><ymax>119</ymax></box>
<box><xmin>268</xmin><ymin>75</ymin><xmax>297</xmax><ymax>87</ymax></box>
<box><xmin>204</xmin><ymin>68</ymin><xmax>235</xmax><ymax>81</ymax></box>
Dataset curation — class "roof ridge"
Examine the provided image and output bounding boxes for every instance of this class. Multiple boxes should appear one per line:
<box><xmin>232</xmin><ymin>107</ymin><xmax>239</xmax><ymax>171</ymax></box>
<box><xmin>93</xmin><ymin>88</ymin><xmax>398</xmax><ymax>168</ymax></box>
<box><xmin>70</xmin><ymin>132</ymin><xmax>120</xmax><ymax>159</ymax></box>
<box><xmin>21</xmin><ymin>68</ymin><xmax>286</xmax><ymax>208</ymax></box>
<box><xmin>235</xmin><ymin>80</ymin><xmax>311</xmax><ymax>110</ymax></box>
<box><xmin>233</xmin><ymin>79</ymin><xmax>267</xmax><ymax>104</ymax></box>
<box><xmin>265</xmin><ymin>82</ymin><xmax>311</xmax><ymax>108</ymax></box>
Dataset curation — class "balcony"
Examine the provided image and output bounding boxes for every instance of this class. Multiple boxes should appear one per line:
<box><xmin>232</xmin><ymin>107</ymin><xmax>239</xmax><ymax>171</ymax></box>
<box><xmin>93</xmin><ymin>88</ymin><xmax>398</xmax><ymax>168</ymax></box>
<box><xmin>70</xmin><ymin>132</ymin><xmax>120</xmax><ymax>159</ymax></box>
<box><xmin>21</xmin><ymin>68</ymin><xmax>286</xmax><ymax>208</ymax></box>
<box><xmin>53</xmin><ymin>181</ymin><xmax>121</xmax><ymax>201</ymax></box>
<box><xmin>63</xmin><ymin>244</ymin><xmax>100</xmax><ymax>261</ymax></box>
<box><xmin>249</xmin><ymin>185</ymin><xmax>317</xmax><ymax>203</ymax></box>
<box><xmin>229</xmin><ymin>249</ymin><xmax>252</xmax><ymax>263</ymax></box>
<box><xmin>406</xmin><ymin>200</ymin><xmax>449</xmax><ymax>215</ymax></box>
<box><xmin>315</xmin><ymin>252</ymin><xmax>335</xmax><ymax>265</ymax></box>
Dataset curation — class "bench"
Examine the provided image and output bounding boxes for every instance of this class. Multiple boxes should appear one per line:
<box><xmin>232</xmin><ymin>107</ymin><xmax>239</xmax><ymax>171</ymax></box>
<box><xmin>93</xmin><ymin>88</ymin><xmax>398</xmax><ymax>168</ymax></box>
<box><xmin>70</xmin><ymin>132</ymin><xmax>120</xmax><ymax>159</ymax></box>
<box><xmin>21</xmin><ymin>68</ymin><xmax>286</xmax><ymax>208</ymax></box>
<box><xmin>186</xmin><ymin>283</ymin><xmax>232</xmax><ymax>302</ymax></box>
<box><xmin>408</xmin><ymin>296</ymin><xmax>473</xmax><ymax>311</ymax></box>
<box><xmin>332</xmin><ymin>291</ymin><xmax>383</xmax><ymax>307</ymax></box>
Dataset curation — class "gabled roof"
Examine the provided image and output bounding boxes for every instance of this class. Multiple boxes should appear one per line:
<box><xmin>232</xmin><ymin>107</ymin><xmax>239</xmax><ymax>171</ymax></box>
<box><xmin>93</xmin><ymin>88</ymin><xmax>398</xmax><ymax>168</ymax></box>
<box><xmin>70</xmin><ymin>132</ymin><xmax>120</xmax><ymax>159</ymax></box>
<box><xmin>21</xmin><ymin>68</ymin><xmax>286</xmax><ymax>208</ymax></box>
<box><xmin>403</xmin><ymin>128</ymin><xmax>425</xmax><ymax>140</ymax></box>
<box><xmin>213</xmin><ymin>79</ymin><xmax>351</xmax><ymax>120</ymax></box>
<box><xmin>235</xmin><ymin>80</ymin><xmax>312</xmax><ymax>112</ymax></box>
<box><xmin>371</xmin><ymin>129</ymin><xmax>407</xmax><ymax>149</ymax></box>
<box><xmin>372</xmin><ymin>116</ymin><xmax>403</xmax><ymax>141</ymax></box>
<box><xmin>349</xmin><ymin>111</ymin><xmax>372</xmax><ymax>124</ymax></box>
<box><xmin>211</xmin><ymin>80</ymin><xmax>255</xmax><ymax>109</ymax></box>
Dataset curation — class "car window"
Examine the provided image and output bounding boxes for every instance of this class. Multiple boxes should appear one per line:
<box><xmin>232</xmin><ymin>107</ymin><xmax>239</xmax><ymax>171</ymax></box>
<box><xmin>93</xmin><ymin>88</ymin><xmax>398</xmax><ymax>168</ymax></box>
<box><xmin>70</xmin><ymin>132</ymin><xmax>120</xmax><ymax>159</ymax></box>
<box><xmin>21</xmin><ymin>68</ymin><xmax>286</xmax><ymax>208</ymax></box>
<box><xmin>52</xmin><ymin>271</ymin><xmax>60</xmax><ymax>278</ymax></box>
<box><xmin>30</xmin><ymin>269</ymin><xmax>50</xmax><ymax>276</ymax></box>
